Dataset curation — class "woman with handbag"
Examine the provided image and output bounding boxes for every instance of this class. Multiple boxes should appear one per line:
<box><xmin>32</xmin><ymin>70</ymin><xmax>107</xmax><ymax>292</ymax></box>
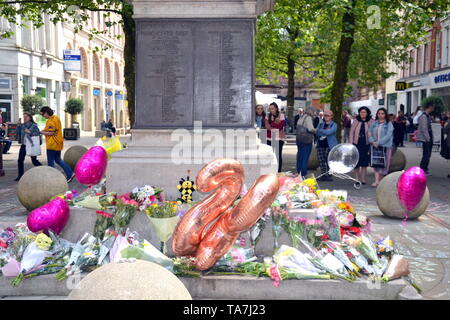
<box><xmin>316</xmin><ymin>110</ymin><xmax>337</xmax><ymax>181</ymax></box>
<box><xmin>368</xmin><ymin>108</ymin><xmax>394</xmax><ymax>187</ymax></box>
<box><xmin>350</xmin><ymin>107</ymin><xmax>373</xmax><ymax>185</ymax></box>
<box><xmin>265</xmin><ymin>102</ymin><xmax>285</xmax><ymax>173</ymax></box>
<box><xmin>15</xmin><ymin>112</ymin><xmax>42</xmax><ymax>181</ymax></box>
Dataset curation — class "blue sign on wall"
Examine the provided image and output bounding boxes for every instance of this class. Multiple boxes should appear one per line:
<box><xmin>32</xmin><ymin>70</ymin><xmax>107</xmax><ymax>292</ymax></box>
<box><xmin>93</xmin><ymin>89</ymin><xmax>101</xmax><ymax>96</ymax></box>
<box><xmin>435</xmin><ymin>73</ymin><xmax>450</xmax><ymax>84</ymax></box>
<box><xmin>106</xmin><ymin>90</ymin><xmax>113</xmax><ymax>96</ymax></box>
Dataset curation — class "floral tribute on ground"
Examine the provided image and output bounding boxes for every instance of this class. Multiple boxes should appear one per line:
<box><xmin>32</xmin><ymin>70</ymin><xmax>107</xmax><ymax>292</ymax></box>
<box><xmin>0</xmin><ymin>165</ymin><xmax>416</xmax><ymax>292</ymax></box>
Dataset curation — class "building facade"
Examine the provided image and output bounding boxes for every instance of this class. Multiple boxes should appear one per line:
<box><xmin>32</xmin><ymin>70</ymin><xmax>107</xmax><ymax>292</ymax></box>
<box><xmin>0</xmin><ymin>11</ymin><xmax>128</xmax><ymax>134</ymax></box>
<box><xmin>391</xmin><ymin>17</ymin><xmax>450</xmax><ymax>116</ymax></box>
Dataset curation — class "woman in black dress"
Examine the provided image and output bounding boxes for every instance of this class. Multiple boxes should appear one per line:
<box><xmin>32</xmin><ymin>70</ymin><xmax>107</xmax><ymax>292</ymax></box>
<box><xmin>349</xmin><ymin>107</ymin><xmax>373</xmax><ymax>184</ymax></box>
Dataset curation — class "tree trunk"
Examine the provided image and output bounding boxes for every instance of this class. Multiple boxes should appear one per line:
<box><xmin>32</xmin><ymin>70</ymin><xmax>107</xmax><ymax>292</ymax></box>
<box><xmin>330</xmin><ymin>0</ymin><xmax>356</xmax><ymax>142</ymax></box>
<box><xmin>287</xmin><ymin>55</ymin><xmax>295</xmax><ymax>130</ymax></box>
<box><xmin>122</xmin><ymin>6</ymin><xmax>136</xmax><ymax>129</ymax></box>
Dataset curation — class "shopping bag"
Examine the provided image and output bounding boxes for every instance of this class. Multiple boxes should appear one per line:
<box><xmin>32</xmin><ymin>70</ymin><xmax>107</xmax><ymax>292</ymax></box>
<box><xmin>370</xmin><ymin>146</ymin><xmax>386</xmax><ymax>168</ymax></box>
<box><xmin>25</xmin><ymin>136</ymin><xmax>41</xmax><ymax>157</ymax></box>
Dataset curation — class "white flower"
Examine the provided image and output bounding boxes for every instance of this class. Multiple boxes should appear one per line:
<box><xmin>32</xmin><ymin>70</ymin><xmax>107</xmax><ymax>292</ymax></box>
<box><xmin>143</xmin><ymin>185</ymin><xmax>155</xmax><ymax>195</ymax></box>
<box><xmin>132</xmin><ymin>187</ymin><xmax>139</xmax><ymax>194</ymax></box>
<box><xmin>355</xmin><ymin>214</ymin><xmax>367</xmax><ymax>226</ymax></box>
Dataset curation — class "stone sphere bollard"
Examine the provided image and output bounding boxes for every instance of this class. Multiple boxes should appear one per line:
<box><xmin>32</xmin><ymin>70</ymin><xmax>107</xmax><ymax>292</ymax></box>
<box><xmin>17</xmin><ymin>166</ymin><xmax>68</xmax><ymax>211</ymax></box>
<box><xmin>308</xmin><ymin>145</ymin><xmax>319</xmax><ymax>170</ymax></box>
<box><xmin>388</xmin><ymin>149</ymin><xmax>407</xmax><ymax>173</ymax></box>
<box><xmin>376</xmin><ymin>171</ymin><xmax>429</xmax><ymax>219</ymax></box>
<box><xmin>68</xmin><ymin>261</ymin><xmax>192</xmax><ymax>300</ymax></box>
<box><xmin>63</xmin><ymin>145</ymin><xmax>88</xmax><ymax>170</ymax></box>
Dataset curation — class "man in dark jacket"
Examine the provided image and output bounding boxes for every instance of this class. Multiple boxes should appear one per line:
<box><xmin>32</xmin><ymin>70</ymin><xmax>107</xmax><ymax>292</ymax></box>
<box><xmin>0</xmin><ymin>124</ymin><xmax>12</xmax><ymax>154</ymax></box>
<box><xmin>417</xmin><ymin>102</ymin><xmax>435</xmax><ymax>175</ymax></box>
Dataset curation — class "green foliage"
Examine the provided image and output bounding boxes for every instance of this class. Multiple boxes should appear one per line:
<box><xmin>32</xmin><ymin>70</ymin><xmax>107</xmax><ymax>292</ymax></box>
<box><xmin>319</xmin><ymin>83</ymin><xmax>353</xmax><ymax>104</ymax></box>
<box><xmin>420</xmin><ymin>96</ymin><xmax>445</xmax><ymax>117</ymax></box>
<box><xmin>20</xmin><ymin>94</ymin><xmax>45</xmax><ymax>115</ymax></box>
<box><xmin>65</xmin><ymin>98</ymin><xmax>84</xmax><ymax>115</ymax></box>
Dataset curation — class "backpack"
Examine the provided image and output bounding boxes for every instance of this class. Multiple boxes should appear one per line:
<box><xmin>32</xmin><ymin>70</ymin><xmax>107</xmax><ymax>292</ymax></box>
<box><xmin>296</xmin><ymin>116</ymin><xmax>314</xmax><ymax>144</ymax></box>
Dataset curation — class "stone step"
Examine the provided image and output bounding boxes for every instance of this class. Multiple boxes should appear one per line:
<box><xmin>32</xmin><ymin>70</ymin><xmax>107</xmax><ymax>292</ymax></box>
<box><xmin>0</xmin><ymin>273</ymin><xmax>414</xmax><ymax>300</ymax></box>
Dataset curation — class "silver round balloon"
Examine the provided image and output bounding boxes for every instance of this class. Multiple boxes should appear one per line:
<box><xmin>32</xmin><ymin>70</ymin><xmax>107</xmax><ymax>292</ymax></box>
<box><xmin>327</xmin><ymin>143</ymin><xmax>359</xmax><ymax>174</ymax></box>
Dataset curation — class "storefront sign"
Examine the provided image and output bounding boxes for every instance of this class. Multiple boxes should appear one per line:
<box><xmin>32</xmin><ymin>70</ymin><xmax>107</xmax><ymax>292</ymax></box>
<box><xmin>62</xmin><ymin>82</ymin><xmax>71</xmax><ymax>92</ymax></box>
<box><xmin>0</xmin><ymin>78</ymin><xmax>11</xmax><ymax>90</ymax></box>
<box><xmin>395</xmin><ymin>82</ymin><xmax>410</xmax><ymax>91</ymax></box>
<box><xmin>434</xmin><ymin>72</ymin><xmax>450</xmax><ymax>84</ymax></box>
<box><xmin>115</xmin><ymin>91</ymin><xmax>124</xmax><ymax>100</ymax></box>
<box><xmin>63</xmin><ymin>49</ymin><xmax>81</xmax><ymax>71</ymax></box>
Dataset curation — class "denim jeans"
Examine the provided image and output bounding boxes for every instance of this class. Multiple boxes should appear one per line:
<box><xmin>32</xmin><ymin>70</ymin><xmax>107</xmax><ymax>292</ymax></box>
<box><xmin>47</xmin><ymin>149</ymin><xmax>73</xmax><ymax>178</ymax></box>
<box><xmin>419</xmin><ymin>141</ymin><xmax>433</xmax><ymax>172</ymax></box>
<box><xmin>18</xmin><ymin>144</ymin><xmax>42</xmax><ymax>178</ymax></box>
<box><xmin>296</xmin><ymin>142</ymin><xmax>312</xmax><ymax>177</ymax></box>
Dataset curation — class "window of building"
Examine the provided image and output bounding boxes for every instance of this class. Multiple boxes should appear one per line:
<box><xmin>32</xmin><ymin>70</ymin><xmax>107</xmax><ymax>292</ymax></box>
<box><xmin>444</xmin><ymin>26</ymin><xmax>450</xmax><ymax>67</ymax></box>
<box><xmin>435</xmin><ymin>30</ymin><xmax>441</xmax><ymax>69</ymax></box>
<box><xmin>22</xmin><ymin>76</ymin><xmax>30</xmax><ymax>94</ymax></box>
<box><xmin>424</xmin><ymin>43</ymin><xmax>430</xmax><ymax>73</ymax></box>
<box><xmin>104</xmin><ymin>59</ymin><xmax>111</xmax><ymax>84</ymax></box>
<box><xmin>114</xmin><ymin>62</ymin><xmax>120</xmax><ymax>86</ymax></box>
<box><xmin>93</xmin><ymin>54</ymin><xmax>101</xmax><ymax>82</ymax></box>
<box><xmin>417</xmin><ymin>46</ymin><xmax>423</xmax><ymax>74</ymax></box>
<box><xmin>409</xmin><ymin>50</ymin><xmax>415</xmax><ymax>76</ymax></box>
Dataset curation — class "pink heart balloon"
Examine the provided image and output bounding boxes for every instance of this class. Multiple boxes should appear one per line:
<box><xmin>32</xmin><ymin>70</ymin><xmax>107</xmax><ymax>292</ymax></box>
<box><xmin>74</xmin><ymin>146</ymin><xmax>108</xmax><ymax>186</ymax></box>
<box><xmin>27</xmin><ymin>197</ymin><xmax>70</xmax><ymax>234</ymax></box>
<box><xmin>397</xmin><ymin>166</ymin><xmax>427</xmax><ymax>212</ymax></box>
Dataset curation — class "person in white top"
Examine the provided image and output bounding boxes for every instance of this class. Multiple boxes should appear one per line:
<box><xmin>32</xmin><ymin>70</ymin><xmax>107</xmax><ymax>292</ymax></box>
<box><xmin>413</xmin><ymin>107</ymin><xmax>423</xmax><ymax>127</ymax></box>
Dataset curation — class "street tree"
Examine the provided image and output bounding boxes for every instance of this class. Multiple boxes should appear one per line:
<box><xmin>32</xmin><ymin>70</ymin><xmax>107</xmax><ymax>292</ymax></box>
<box><xmin>256</xmin><ymin>0</ymin><xmax>450</xmax><ymax>141</ymax></box>
<box><xmin>256</xmin><ymin>0</ymin><xmax>324</xmax><ymax>123</ymax></box>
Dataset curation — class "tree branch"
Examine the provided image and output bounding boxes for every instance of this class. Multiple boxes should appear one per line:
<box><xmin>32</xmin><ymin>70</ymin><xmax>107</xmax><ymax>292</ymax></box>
<box><xmin>1</xmin><ymin>1</ymin><xmax>123</xmax><ymax>15</ymax></box>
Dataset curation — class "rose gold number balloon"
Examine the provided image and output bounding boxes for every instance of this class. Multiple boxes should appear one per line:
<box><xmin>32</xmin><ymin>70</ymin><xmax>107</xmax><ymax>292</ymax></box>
<box><xmin>172</xmin><ymin>158</ymin><xmax>279</xmax><ymax>270</ymax></box>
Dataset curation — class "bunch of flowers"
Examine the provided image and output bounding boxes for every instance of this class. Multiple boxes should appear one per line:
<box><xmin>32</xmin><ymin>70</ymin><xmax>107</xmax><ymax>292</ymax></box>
<box><xmin>55</xmin><ymin>233</ymin><xmax>99</xmax><ymax>281</ymax></box>
<box><xmin>145</xmin><ymin>201</ymin><xmax>178</xmax><ymax>219</ymax></box>
<box><xmin>129</xmin><ymin>185</ymin><xmax>164</xmax><ymax>212</ymax></box>
<box><xmin>335</xmin><ymin>201</ymin><xmax>371</xmax><ymax>236</ymax></box>
<box><xmin>112</xmin><ymin>195</ymin><xmax>140</xmax><ymax>235</ymax></box>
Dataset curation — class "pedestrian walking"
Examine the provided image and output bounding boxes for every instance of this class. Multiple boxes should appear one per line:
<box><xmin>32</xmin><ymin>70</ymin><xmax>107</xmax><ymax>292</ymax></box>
<box><xmin>394</xmin><ymin>110</ymin><xmax>407</xmax><ymax>147</ymax></box>
<box><xmin>443</xmin><ymin>117</ymin><xmax>450</xmax><ymax>178</ymax></box>
<box><xmin>413</xmin><ymin>106</ymin><xmax>423</xmax><ymax>129</ymax></box>
<box><xmin>316</xmin><ymin>110</ymin><xmax>337</xmax><ymax>181</ymax></box>
<box><xmin>106</xmin><ymin>119</ymin><xmax>116</xmax><ymax>135</ymax></box>
<box><xmin>349</xmin><ymin>106</ymin><xmax>373</xmax><ymax>185</ymax></box>
<box><xmin>40</xmin><ymin>107</ymin><xmax>75</xmax><ymax>182</ymax></box>
<box><xmin>15</xmin><ymin>112</ymin><xmax>42</xmax><ymax>181</ymax></box>
<box><xmin>255</xmin><ymin>104</ymin><xmax>266</xmax><ymax>129</ymax></box>
<box><xmin>342</xmin><ymin>110</ymin><xmax>352</xmax><ymax>143</ymax></box>
<box><xmin>295</xmin><ymin>107</ymin><xmax>316</xmax><ymax>178</ymax></box>
<box><xmin>0</xmin><ymin>124</ymin><xmax>12</xmax><ymax>154</ymax></box>
<box><xmin>265</xmin><ymin>102</ymin><xmax>285</xmax><ymax>173</ymax></box>
<box><xmin>368</xmin><ymin>108</ymin><xmax>394</xmax><ymax>187</ymax></box>
<box><xmin>294</xmin><ymin>108</ymin><xmax>304</xmax><ymax>130</ymax></box>
<box><xmin>417</xmin><ymin>102</ymin><xmax>435</xmax><ymax>175</ymax></box>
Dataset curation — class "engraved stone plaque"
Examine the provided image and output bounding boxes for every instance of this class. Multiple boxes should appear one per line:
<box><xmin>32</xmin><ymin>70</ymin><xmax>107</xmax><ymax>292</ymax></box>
<box><xmin>135</xmin><ymin>19</ymin><xmax>254</xmax><ymax>128</ymax></box>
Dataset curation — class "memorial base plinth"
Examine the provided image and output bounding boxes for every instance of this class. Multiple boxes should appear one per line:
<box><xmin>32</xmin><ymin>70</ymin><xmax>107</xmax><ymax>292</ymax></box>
<box><xmin>0</xmin><ymin>273</ymin><xmax>414</xmax><ymax>300</ymax></box>
<box><xmin>106</xmin><ymin>129</ymin><xmax>278</xmax><ymax>200</ymax></box>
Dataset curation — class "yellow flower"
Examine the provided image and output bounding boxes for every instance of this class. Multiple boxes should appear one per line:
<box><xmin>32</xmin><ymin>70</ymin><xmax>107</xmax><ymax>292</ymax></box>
<box><xmin>280</xmin><ymin>248</ymin><xmax>295</xmax><ymax>257</ymax></box>
<box><xmin>303</xmin><ymin>178</ymin><xmax>317</xmax><ymax>187</ymax></box>
<box><xmin>35</xmin><ymin>233</ymin><xmax>52</xmax><ymax>251</ymax></box>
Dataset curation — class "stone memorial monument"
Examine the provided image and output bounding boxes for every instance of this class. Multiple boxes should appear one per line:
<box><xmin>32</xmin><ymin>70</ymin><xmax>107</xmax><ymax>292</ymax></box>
<box><xmin>107</xmin><ymin>0</ymin><xmax>278</xmax><ymax>199</ymax></box>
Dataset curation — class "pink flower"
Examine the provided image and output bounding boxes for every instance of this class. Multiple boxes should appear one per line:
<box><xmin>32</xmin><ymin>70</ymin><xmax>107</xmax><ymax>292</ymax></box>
<box><xmin>65</xmin><ymin>193</ymin><xmax>73</xmax><ymax>200</ymax></box>
<box><xmin>149</xmin><ymin>195</ymin><xmax>156</xmax><ymax>202</ymax></box>
<box><xmin>231</xmin><ymin>249</ymin><xmax>245</xmax><ymax>263</ymax></box>
<box><xmin>269</xmin><ymin>265</ymin><xmax>282</xmax><ymax>288</ymax></box>
<box><xmin>239</xmin><ymin>237</ymin><xmax>246</xmax><ymax>247</ymax></box>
